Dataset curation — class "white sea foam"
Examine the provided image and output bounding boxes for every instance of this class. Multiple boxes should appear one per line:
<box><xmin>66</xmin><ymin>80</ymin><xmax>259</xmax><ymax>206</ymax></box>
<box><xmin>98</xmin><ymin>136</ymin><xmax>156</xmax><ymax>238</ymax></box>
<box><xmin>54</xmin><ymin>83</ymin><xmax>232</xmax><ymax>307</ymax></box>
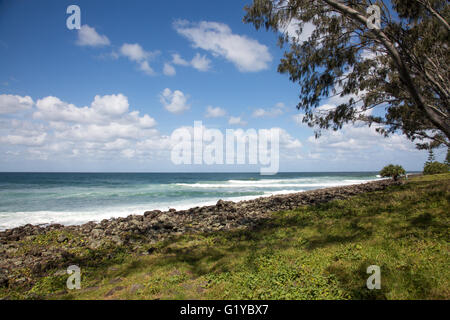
<box><xmin>0</xmin><ymin>189</ymin><xmax>309</xmax><ymax>230</ymax></box>
<box><xmin>0</xmin><ymin>175</ymin><xmax>382</xmax><ymax>230</ymax></box>
<box><xmin>175</xmin><ymin>178</ymin><xmax>376</xmax><ymax>189</ymax></box>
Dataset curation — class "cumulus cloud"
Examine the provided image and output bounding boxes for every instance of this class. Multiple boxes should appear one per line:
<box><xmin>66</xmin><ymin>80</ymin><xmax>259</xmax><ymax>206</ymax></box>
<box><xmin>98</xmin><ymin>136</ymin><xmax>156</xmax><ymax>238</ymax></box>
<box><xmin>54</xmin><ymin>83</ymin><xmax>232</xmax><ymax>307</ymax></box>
<box><xmin>31</xmin><ymin>94</ymin><xmax>157</xmax><ymax>145</ymax></box>
<box><xmin>0</xmin><ymin>94</ymin><xmax>33</xmax><ymax>114</ymax></box>
<box><xmin>34</xmin><ymin>94</ymin><xmax>131</xmax><ymax>124</ymax></box>
<box><xmin>159</xmin><ymin>88</ymin><xmax>190</xmax><ymax>114</ymax></box>
<box><xmin>190</xmin><ymin>53</ymin><xmax>211</xmax><ymax>71</ymax></box>
<box><xmin>174</xmin><ymin>20</ymin><xmax>272</xmax><ymax>72</ymax></box>
<box><xmin>252</xmin><ymin>102</ymin><xmax>286</xmax><ymax>118</ymax></box>
<box><xmin>306</xmin><ymin>122</ymin><xmax>419</xmax><ymax>159</ymax></box>
<box><xmin>138</xmin><ymin>61</ymin><xmax>154</xmax><ymax>75</ymax></box>
<box><xmin>0</xmin><ymin>93</ymin><xmax>170</xmax><ymax>163</ymax></box>
<box><xmin>205</xmin><ymin>106</ymin><xmax>226</xmax><ymax>118</ymax></box>
<box><xmin>54</xmin><ymin>122</ymin><xmax>157</xmax><ymax>143</ymax></box>
<box><xmin>0</xmin><ymin>133</ymin><xmax>46</xmax><ymax>146</ymax></box>
<box><xmin>120</xmin><ymin>43</ymin><xmax>149</xmax><ymax>62</ymax></box>
<box><xmin>171</xmin><ymin>53</ymin><xmax>212</xmax><ymax>72</ymax></box>
<box><xmin>90</xmin><ymin>94</ymin><xmax>130</xmax><ymax>116</ymax></box>
<box><xmin>119</xmin><ymin>43</ymin><xmax>158</xmax><ymax>75</ymax></box>
<box><xmin>277</xmin><ymin>128</ymin><xmax>303</xmax><ymax>150</ymax></box>
<box><xmin>228</xmin><ymin>116</ymin><xmax>247</xmax><ymax>126</ymax></box>
<box><xmin>163</xmin><ymin>63</ymin><xmax>176</xmax><ymax>76</ymax></box>
<box><xmin>76</xmin><ymin>25</ymin><xmax>110</xmax><ymax>47</ymax></box>
<box><xmin>172</xmin><ymin>53</ymin><xmax>190</xmax><ymax>66</ymax></box>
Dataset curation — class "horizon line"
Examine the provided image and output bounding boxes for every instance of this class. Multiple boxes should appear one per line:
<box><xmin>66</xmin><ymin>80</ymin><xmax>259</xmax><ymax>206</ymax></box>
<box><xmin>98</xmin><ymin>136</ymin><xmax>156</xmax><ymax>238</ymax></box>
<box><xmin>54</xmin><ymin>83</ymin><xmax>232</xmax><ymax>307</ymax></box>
<box><xmin>0</xmin><ymin>170</ymin><xmax>421</xmax><ymax>174</ymax></box>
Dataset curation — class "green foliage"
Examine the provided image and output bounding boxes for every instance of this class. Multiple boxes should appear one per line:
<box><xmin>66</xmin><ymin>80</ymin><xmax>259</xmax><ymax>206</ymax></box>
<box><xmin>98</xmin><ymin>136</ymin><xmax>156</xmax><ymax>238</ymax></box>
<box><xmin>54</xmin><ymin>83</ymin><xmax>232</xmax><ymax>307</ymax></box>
<box><xmin>423</xmin><ymin>161</ymin><xmax>449</xmax><ymax>175</ymax></box>
<box><xmin>380</xmin><ymin>164</ymin><xmax>406</xmax><ymax>180</ymax></box>
<box><xmin>243</xmin><ymin>0</ymin><xmax>450</xmax><ymax>148</ymax></box>
<box><xmin>426</xmin><ymin>149</ymin><xmax>436</xmax><ymax>164</ymax></box>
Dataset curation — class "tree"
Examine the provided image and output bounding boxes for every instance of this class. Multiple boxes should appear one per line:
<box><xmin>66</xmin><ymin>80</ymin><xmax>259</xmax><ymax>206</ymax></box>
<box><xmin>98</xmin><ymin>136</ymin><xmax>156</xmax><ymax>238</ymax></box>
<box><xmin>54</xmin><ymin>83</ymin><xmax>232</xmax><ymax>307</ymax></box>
<box><xmin>380</xmin><ymin>164</ymin><xmax>406</xmax><ymax>180</ymax></box>
<box><xmin>423</xmin><ymin>161</ymin><xmax>449</xmax><ymax>174</ymax></box>
<box><xmin>445</xmin><ymin>148</ymin><xmax>450</xmax><ymax>166</ymax></box>
<box><xmin>426</xmin><ymin>148</ymin><xmax>435</xmax><ymax>164</ymax></box>
<box><xmin>244</xmin><ymin>0</ymin><xmax>449</xmax><ymax>149</ymax></box>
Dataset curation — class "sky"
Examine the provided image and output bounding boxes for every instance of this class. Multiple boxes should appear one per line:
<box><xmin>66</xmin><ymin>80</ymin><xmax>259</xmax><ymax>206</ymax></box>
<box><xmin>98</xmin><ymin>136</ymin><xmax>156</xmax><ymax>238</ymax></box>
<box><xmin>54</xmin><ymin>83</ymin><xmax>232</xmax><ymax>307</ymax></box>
<box><xmin>0</xmin><ymin>0</ymin><xmax>441</xmax><ymax>172</ymax></box>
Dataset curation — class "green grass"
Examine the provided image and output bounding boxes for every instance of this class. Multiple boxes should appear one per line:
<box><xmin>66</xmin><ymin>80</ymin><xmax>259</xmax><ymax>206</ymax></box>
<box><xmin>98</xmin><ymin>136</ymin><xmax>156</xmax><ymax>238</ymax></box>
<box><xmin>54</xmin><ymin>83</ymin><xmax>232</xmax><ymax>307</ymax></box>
<box><xmin>1</xmin><ymin>173</ymin><xmax>449</xmax><ymax>300</ymax></box>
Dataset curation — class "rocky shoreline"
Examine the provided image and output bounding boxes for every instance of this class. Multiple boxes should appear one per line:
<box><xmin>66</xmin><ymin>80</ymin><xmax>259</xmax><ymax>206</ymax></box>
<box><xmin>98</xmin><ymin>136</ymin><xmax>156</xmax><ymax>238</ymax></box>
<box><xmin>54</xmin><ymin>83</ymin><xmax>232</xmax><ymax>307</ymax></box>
<box><xmin>0</xmin><ymin>179</ymin><xmax>398</xmax><ymax>288</ymax></box>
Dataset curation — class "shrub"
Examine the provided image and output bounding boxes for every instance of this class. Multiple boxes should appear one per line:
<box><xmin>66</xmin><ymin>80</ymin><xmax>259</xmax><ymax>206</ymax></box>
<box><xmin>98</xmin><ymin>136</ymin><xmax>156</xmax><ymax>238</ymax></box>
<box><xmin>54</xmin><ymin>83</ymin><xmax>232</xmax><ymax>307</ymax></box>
<box><xmin>380</xmin><ymin>164</ymin><xmax>406</xmax><ymax>181</ymax></box>
<box><xmin>423</xmin><ymin>161</ymin><xmax>449</xmax><ymax>175</ymax></box>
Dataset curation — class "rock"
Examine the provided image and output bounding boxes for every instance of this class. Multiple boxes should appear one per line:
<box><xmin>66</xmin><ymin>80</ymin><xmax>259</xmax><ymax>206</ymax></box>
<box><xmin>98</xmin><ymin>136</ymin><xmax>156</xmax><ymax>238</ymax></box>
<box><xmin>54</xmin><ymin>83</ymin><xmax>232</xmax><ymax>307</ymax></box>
<box><xmin>91</xmin><ymin>228</ymin><xmax>103</xmax><ymax>238</ymax></box>
<box><xmin>111</xmin><ymin>236</ymin><xmax>124</xmax><ymax>246</ymax></box>
<box><xmin>0</xmin><ymin>273</ymin><xmax>8</xmax><ymax>288</ymax></box>
<box><xmin>144</xmin><ymin>210</ymin><xmax>161</xmax><ymax>218</ymax></box>
<box><xmin>88</xmin><ymin>240</ymin><xmax>102</xmax><ymax>250</ymax></box>
<box><xmin>57</xmin><ymin>234</ymin><xmax>68</xmax><ymax>243</ymax></box>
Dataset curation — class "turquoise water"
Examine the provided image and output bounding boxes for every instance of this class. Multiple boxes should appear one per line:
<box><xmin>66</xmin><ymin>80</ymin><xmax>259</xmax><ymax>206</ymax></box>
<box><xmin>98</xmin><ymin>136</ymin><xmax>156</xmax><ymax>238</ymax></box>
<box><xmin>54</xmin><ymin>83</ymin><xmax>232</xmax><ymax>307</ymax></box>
<box><xmin>0</xmin><ymin>172</ymin><xmax>382</xmax><ymax>230</ymax></box>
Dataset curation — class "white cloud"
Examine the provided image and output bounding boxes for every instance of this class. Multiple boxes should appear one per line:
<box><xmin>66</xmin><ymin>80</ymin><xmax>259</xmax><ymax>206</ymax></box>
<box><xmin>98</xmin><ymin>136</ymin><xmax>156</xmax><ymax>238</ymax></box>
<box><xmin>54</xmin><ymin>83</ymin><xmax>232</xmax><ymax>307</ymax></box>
<box><xmin>0</xmin><ymin>133</ymin><xmax>46</xmax><ymax>146</ymax></box>
<box><xmin>135</xmin><ymin>113</ymin><xmax>157</xmax><ymax>128</ymax></box>
<box><xmin>121</xmin><ymin>149</ymin><xmax>136</xmax><ymax>159</ymax></box>
<box><xmin>34</xmin><ymin>94</ymin><xmax>131</xmax><ymax>123</ymax></box>
<box><xmin>0</xmin><ymin>94</ymin><xmax>174</xmax><ymax>164</ymax></box>
<box><xmin>278</xmin><ymin>128</ymin><xmax>302</xmax><ymax>149</ymax></box>
<box><xmin>205</xmin><ymin>106</ymin><xmax>226</xmax><ymax>118</ymax></box>
<box><xmin>292</xmin><ymin>114</ymin><xmax>304</xmax><ymax>125</ymax></box>
<box><xmin>228</xmin><ymin>116</ymin><xmax>247</xmax><ymax>126</ymax></box>
<box><xmin>163</xmin><ymin>63</ymin><xmax>176</xmax><ymax>76</ymax></box>
<box><xmin>34</xmin><ymin>96</ymin><xmax>98</xmax><ymax>123</ymax></box>
<box><xmin>174</xmin><ymin>20</ymin><xmax>272</xmax><ymax>72</ymax></box>
<box><xmin>172</xmin><ymin>53</ymin><xmax>190</xmax><ymax>66</ymax></box>
<box><xmin>190</xmin><ymin>53</ymin><xmax>211</xmax><ymax>71</ymax></box>
<box><xmin>120</xmin><ymin>43</ymin><xmax>149</xmax><ymax>62</ymax></box>
<box><xmin>307</xmin><ymin>122</ymin><xmax>418</xmax><ymax>156</ymax></box>
<box><xmin>159</xmin><ymin>88</ymin><xmax>190</xmax><ymax>114</ymax></box>
<box><xmin>54</xmin><ymin>123</ymin><xmax>156</xmax><ymax>143</ymax></box>
<box><xmin>252</xmin><ymin>102</ymin><xmax>286</xmax><ymax>118</ymax></box>
<box><xmin>90</xmin><ymin>94</ymin><xmax>129</xmax><ymax>116</ymax></box>
<box><xmin>119</xmin><ymin>43</ymin><xmax>158</xmax><ymax>75</ymax></box>
<box><xmin>171</xmin><ymin>53</ymin><xmax>212</xmax><ymax>72</ymax></box>
<box><xmin>0</xmin><ymin>94</ymin><xmax>33</xmax><ymax>114</ymax></box>
<box><xmin>138</xmin><ymin>61</ymin><xmax>155</xmax><ymax>75</ymax></box>
<box><xmin>76</xmin><ymin>25</ymin><xmax>110</xmax><ymax>47</ymax></box>
<box><xmin>29</xmin><ymin>94</ymin><xmax>158</xmax><ymax>150</ymax></box>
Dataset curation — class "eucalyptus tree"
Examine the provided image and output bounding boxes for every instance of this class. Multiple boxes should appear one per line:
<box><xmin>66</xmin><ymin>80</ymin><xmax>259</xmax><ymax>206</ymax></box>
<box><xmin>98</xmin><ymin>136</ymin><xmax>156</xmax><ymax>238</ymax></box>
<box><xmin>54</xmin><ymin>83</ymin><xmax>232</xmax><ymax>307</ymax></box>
<box><xmin>244</xmin><ymin>0</ymin><xmax>449</xmax><ymax>149</ymax></box>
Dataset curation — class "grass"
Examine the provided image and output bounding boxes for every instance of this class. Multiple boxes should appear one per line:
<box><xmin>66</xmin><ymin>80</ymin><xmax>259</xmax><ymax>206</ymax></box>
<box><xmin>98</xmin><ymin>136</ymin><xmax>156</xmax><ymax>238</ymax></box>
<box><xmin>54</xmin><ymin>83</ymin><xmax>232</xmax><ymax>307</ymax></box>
<box><xmin>1</xmin><ymin>173</ymin><xmax>449</xmax><ymax>300</ymax></box>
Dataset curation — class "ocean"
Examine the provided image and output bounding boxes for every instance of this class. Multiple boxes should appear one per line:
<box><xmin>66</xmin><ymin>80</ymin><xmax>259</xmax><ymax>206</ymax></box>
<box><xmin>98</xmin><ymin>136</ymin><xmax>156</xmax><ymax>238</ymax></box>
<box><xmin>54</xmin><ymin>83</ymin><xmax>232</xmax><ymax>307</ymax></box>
<box><xmin>0</xmin><ymin>172</ymin><xmax>383</xmax><ymax>230</ymax></box>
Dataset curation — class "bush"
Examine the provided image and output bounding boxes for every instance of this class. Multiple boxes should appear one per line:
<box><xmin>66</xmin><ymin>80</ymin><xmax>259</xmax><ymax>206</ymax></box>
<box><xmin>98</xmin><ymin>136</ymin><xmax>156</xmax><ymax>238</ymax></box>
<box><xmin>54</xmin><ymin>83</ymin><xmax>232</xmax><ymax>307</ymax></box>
<box><xmin>380</xmin><ymin>164</ymin><xmax>406</xmax><ymax>181</ymax></box>
<box><xmin>423</xmin><ymin>161</ymin><xmax>449</xmax><ymax>175</ymax></box>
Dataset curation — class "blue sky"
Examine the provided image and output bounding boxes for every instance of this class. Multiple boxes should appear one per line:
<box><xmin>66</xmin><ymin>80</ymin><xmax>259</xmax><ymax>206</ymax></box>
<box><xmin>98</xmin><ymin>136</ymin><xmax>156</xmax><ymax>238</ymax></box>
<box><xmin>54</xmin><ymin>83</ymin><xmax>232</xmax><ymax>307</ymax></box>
<box><xmin>0</xmin><ymin>0</ymin><xmax>440</xmax><ymax>172</ymax></box>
